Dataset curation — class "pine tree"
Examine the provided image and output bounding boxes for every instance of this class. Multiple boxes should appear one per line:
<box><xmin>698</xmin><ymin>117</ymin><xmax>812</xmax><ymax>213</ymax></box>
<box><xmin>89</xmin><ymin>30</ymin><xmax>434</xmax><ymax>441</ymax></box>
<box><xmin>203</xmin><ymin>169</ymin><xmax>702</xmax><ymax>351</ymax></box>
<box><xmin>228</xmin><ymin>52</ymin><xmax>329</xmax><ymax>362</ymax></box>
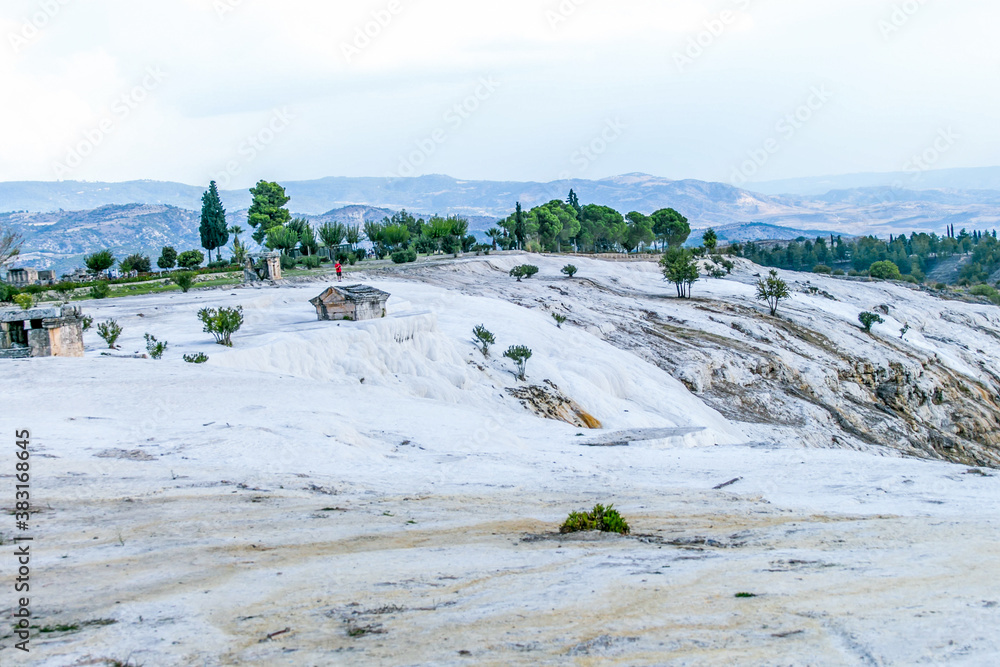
<box><xmin>567</xmin><ymin>189</ymin><xmax>582</xmax><ymax>218</ymax></box>
<box><xmin>199</xmin><ymin>181</ymin><xmax>229</xmax><ymax>263</ymax></box>
<box><xmin>514</xmin><ymin>202</ymin><xmax>526</xmax><ymax>250</ymax></box>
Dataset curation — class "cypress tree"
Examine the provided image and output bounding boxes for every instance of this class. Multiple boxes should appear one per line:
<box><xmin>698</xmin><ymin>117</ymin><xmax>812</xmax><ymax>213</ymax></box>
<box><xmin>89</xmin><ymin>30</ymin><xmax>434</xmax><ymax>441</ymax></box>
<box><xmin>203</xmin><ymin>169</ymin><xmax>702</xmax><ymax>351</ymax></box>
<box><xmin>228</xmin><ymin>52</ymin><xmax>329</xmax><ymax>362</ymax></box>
<box><xmin>200</xmin><ymin>181</ymin><xmax>229</xmax><ymax>263</ymax></box>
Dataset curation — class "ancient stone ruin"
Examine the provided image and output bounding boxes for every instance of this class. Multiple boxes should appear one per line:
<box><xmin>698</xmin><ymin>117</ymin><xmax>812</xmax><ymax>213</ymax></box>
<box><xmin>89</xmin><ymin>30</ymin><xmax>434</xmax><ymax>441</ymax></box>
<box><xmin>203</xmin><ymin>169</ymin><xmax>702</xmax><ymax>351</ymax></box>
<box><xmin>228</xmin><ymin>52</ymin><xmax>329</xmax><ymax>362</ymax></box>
<box><xmin>0</xmin><ymin>304</ymin><xmax>86</xmax><ymax>359</ymax></box>
<box><xmin>310</xmin><ymin>284</ymin><xmax>390</xmax><ymax>321</ymax></box>
<box><xmin>243</xmin><ymin>252</ymin><xmax>283</xmax><ymax>283</ymax></box>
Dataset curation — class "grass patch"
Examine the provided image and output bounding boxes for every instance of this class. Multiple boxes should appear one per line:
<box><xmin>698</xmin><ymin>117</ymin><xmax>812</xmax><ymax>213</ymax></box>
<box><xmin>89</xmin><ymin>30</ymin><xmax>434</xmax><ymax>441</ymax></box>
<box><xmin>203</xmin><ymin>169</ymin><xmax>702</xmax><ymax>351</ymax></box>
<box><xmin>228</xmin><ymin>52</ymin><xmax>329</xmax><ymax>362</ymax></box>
<box><xmin>560</xmin><ymin>504</ymin><xmax>630</xmax><ymax>535</ymax></box>
<box><xmin>734</xmin><ymin>592</ymin><xmax>758</xmax><ymax>598</ymax></box>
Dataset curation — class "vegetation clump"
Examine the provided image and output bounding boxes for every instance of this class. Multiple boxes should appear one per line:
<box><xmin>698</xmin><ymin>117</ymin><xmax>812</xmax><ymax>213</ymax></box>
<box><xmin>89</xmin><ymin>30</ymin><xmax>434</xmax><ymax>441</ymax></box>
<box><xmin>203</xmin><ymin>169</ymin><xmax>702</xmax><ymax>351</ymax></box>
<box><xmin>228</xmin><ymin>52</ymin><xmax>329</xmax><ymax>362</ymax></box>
<box><xmin>13</xmin><ymin>293</ymin><xmax>33</xmax><ymax>310</ymax></box>
<box><xmin>172</xmin><ymin>272</ymin><xmax>195</xmax><ymax>293</ymax></box>
<box><xmin>144</xmin><ymin>333</ymin><xmax>167</xmax><ymax>359</ymax></box>
<box><xmin>755</xmin><ymin>269</ymin><xmax>791</xmax><ymax>316</ymax></box>
<box><xmin>561</xmin><ymin>264</ymin><xmax>578</xmax><ymax>278</ymax></box>
<box><xmin>97</xmin><ymin>319</ymin><xmax>123</xmax><ymax>349</ymax></box>
<box><xmin>84</xmin><ymin>250</ymin><xmax>116</xmax><ymax>274</ymax></box>
<box><xmin>560</xmin><ymin>504</ymin><xmax>630</xmax><ymax>535</ymax></box>
<box><xmin>858</xmin><ymin>311</ymin><xmax>885</xmax><ymax>333</ymax></box>
<box><xmin>177</xmin><ymin>250</ymin><xmax>205</xmax><ymax>270</ymax></box>
<box><xmin>869</xmin><ymin>260</ymin><xmax>902</xmax><ymax>281</ymax></box>
<box><xmin>552</xmin><ymin>313</ymin><xmax>567</xmax><ymax>328</ymax></box>
<box><xmin>503</xmin><ymin>344</ymin><xmax>532</xmax><ymax>380</ymax></box>
<box><xmin>183</xmin><ymin>352</ymin><xmax>209</xmax><ymax>364</ymax></box>
<box><xmin>89</xmin><ymin>282</ymin><xmax>111</xmax><ymax>299</ymax></box>
<box><xmin>472</xmin><ymin>324</ymin><xmax>495</xmax><ymax>357</ymax></box>
<box><xmin>198</xmin><ymin>306</ymin><xmax>244</xmax><ymax>347</ymax></box>
<box><xmin>509</xmin><ymin>264</ymin><xmax>539</xmax><ymax>281</ymax></box>
<box><xmin>391</xmin><ymin>248</ymin><xmax>417</xmax><ymax>264</ymax></box>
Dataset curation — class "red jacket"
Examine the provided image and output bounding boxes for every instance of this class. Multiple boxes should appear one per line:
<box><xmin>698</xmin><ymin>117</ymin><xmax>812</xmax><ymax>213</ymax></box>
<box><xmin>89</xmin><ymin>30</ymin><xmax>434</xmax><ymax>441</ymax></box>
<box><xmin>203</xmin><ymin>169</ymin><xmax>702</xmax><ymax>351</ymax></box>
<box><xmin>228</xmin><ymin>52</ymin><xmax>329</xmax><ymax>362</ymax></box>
<box><xmin>335</xmin><ymin>263</ymin><xmax>342</xmax><ymax>272</ymax></box>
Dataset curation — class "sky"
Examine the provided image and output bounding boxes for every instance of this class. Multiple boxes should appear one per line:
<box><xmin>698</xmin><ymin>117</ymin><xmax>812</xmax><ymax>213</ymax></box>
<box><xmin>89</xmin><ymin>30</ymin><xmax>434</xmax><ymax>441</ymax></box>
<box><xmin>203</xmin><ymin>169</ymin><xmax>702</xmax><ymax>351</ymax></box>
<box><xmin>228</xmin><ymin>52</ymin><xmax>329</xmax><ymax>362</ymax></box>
<box><xmin>1</xmin><ymin>0</ymin><xmax>997</xmax><ymax>189</ymax></box>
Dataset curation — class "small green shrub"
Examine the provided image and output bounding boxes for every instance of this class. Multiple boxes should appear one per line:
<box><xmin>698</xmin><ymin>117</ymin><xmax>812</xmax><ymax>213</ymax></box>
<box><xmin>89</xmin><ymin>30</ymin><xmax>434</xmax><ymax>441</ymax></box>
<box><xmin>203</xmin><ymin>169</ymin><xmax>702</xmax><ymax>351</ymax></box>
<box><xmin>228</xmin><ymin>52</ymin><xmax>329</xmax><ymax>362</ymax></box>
<box><xmin>812</xmin><ymin>264</ymin><xmax>832</xmax><ymax>274</ymax></box>
<box><xmin>833</xmin><ymin>269</ymin><xmax>846</xmax><ymax>276</ymax></box>
<box><xmin>859</xmin><ymin>311</ymin><xmax>885</xmax><ymax>333</ymax></box>
<box><xmin>934</xmin><ymin>282</ymin><xmax>948</xmax><ymax>291</ymax></box>
<box><xmin>552</xmin><ymin>313</ymin><xmax>567</xmax><ymax>328</ymax></box>
<box><xmin>144</xmin><ymin>333</ymin><xmax>167</xmax><ymax>359</ymax></box>
<box><xmin>734</xmin><ymin>592</ymin><xmax>757</xmax><ymax>598</ymax></box>
<box><xmin>503</xmin><ymin>344</ymin><xmax>532</xmax><ymax>380</ymax></box>
<box><xmin>869</xmin><ymin>260</ymin><xmax>902</xmax><ymax>281</ymax></box>
<box><xmin>13</xmin><ymin>293</ymin><xmax>33</xmax><ymax>310</ymax></box>
<box><xmin>172</xmin><ymin>272</ymin><xmax>195</xmax><ymax>293</ymax></box>
<box><xmin>301</xmin><ymin>255</ymin><xmax>321</xmax><ymax>269</ymax></box>
<box><xmin>81</xmin><ymin>315</ymin><xmax>94</xmax><ymax>331</ymax></box>
<box><xmin>509</xmin><ymin>265</ymin><xmax>539</xmax><ymax>282</ymax></box>
<box><xmin>183</xmin><ymin>352</ymin><xmax>209</xmax><ymax>364</ymax></box>
<box><xmin>970</xmin><ymin>284</ymin><xmax>1000</xmax><ymax>305</ymax></box>
<box><xmin>348</xmin><ymin>253</ymin><xmax>358</xmax><ymax>265</ymax></box>
<box><xmin>0</xmin><ymin>282</ymin><xmax>18</xmax><ymax>303</ymax></box>
<box><xmin>561</xmin><ymin>264</ymin><xmax>578</xmax><ymax>278</ymax></box>
<box><xmin>89</xmin><ymin>282</ymin><xmax>111</xmax><ymax>299</ymax></box>
<box><xmin>280</xmin><ymin>255</ymin><xmax>296</xmax><ymax>271</ymax></box>
<box><xmin>472</xmin><ymin>324</ymin><xmax>495</xmax><ymax>357</ymax></box>
<box><xmin>97</xmin><ymin>319</ymin><xmax>123</xmax><ymax>349</ymax></box>
<box><xmin>560</xmin><ymin>504</ymin><xmax>630</xmax><ymax>535</ymax></box>
<box><xmin>198</xmin><ymin>305</ymin><xmax>244</xmax><ymax>347</ymax></box>
<box><xmin>391</xmin><ymin>248</ymin><xmax>417</xmax><ymax>264</ymax></box>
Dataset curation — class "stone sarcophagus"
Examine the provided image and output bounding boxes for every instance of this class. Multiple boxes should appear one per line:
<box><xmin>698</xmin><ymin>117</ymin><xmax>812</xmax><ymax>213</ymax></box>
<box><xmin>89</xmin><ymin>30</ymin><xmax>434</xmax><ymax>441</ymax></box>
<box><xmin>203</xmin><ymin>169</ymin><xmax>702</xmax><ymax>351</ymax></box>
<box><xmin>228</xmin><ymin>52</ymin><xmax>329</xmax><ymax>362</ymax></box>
<box><xmin>0</xmin><ymin>304</ymin><xmax>86</xmax><ymax>359</ymax></box>
<box><xmin>310</xmin><ymin>285</ymin><xmax>389</xmax><ymax>322</ymax></box>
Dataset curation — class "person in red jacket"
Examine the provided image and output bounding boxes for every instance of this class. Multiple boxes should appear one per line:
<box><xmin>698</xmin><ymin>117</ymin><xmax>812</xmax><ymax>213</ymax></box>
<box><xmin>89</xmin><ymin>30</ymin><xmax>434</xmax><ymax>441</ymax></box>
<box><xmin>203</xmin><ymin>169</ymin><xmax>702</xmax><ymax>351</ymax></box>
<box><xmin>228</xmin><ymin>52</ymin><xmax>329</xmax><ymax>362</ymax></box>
<box><xmin>335</xmin><ymin>261</ymin><xmax>343</xmax><ymax>281</ymax></box>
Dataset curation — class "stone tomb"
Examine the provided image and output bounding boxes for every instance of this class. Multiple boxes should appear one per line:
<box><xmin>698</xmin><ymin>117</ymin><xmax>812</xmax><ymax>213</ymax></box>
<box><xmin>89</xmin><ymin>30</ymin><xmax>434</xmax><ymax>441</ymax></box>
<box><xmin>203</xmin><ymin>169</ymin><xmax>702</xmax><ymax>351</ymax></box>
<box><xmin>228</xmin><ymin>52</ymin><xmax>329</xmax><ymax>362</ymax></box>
<box><xmin>0</xmin><ymin>304</ymin><xmax>86</xmax><ymax>359</ymax></box>
<box><xmin>310</xmin><ymin>285</ymin><xmax>390</xmax><ymax>322</ymax></box>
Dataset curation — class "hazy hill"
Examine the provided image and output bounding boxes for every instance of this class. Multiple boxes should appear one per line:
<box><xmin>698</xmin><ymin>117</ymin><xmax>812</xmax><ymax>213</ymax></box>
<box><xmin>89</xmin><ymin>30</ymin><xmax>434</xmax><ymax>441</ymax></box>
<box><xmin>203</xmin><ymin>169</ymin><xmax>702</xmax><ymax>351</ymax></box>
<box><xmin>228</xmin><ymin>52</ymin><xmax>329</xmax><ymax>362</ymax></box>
<box><xmin>749</xmin><ymin>166</ymin><xmax>1000</xmax><ymax>196</ymax></box>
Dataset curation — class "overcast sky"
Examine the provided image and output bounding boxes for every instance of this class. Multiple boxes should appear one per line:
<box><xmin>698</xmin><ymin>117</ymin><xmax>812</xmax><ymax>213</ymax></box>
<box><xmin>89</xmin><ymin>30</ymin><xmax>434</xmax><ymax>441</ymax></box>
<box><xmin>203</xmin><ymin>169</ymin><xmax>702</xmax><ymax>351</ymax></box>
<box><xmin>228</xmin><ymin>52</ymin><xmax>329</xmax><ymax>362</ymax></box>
<box><xmin>1</xmin><ymin>0</ymin><xmax>996</xmax><ymax>188</ymax></box>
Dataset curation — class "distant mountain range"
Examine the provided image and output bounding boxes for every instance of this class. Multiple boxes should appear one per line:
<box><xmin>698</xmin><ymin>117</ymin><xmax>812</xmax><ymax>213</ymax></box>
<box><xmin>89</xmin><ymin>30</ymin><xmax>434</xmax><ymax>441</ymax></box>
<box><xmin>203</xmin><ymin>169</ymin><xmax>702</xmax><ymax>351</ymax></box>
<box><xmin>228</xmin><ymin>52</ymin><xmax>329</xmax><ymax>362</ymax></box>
<box><xmin>748</xmin><ymin>166</ymin><xmax>1000</xmax><ymax>196</ymax></box>
<box><xmin>3</xmin><ymin>170</ymin><xmax>1000</xmax><ymax>274</ymax></box>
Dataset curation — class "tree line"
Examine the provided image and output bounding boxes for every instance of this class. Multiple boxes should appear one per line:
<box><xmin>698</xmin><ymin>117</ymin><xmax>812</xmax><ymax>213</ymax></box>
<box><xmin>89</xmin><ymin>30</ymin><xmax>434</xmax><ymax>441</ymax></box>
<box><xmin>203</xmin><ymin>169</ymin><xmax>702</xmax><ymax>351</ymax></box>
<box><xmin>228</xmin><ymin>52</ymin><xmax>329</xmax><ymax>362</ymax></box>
<box><xmin>741</xmin><ymin>229</ymin><xmax>1000</xmax><ymax>285</ymax></box>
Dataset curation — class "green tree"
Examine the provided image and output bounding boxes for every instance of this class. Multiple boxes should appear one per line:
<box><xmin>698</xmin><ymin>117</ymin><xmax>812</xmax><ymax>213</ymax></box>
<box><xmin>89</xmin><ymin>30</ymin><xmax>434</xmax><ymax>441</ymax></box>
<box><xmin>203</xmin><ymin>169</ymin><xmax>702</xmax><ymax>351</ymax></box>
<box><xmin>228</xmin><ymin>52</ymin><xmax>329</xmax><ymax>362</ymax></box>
<box><xmin>660</xmin><ymin>247</ymin><xmax>699</xmax><ymax>298</ymax></box>
<box><xmin>486</xmin><ymin>227</ymin><xmax>505</xmax><ymax>250</ymax></box>
<box><xmin>651</xmin><ymin>208</ymin><xmax>690</xmax><ymax>249</ymax></box>
<box><xmin>513</xmin><ymin>202</ymin><xmax>527</xmax><ymax>250</ymax></box>
<box><xmin>199</xmin><ymin>181</ymin><xmax>229</xmax><ymax>262</ymax></box>
<box><xmin>702</xmin><ymin>228</ymin><xmax>718</xmax><ymax>252</ymax></box>
<box><xmin>623</xmin><ymin>212</ymin><xmax>654</xmax><ymax>253</ymax></box>
<box><xmin>248</xmin><ymin>181</ymin><xmax>291</xmax><ymax>244</ymax></box>
<box><xmin>177</xmin><ymin>250</ymin><xmax>205</xmax><ymax>269</ymax></box>
<box><xmin>579</xmin><ymin>205</ymin><xmax>626</xmax><ymax>252</ymax></box>
<box><xmin>119</xmin><ymin>254</ymin><xmax>151</xmax><ymax>273</ymax></box>
<box><xmin>345</xmin><ymin>225</ymin><xmax>362</xmax><ymax>250</ymax></box>
<box><xmin>503</xmin><ymin>345</ymin><xmax>533</xmax><ymax>380</ymax></box>
<box><xmin>297</xmin><ymin>221</ymin><xmax>319</xmax><ymax>256</ymax></box>
<box><xmin>319</xmin><ymin>222</ymin><xmax>347</xmax><ymax>251</ymax></box>
<box><xmin>473</xmin><ymin>324</ymin><xmax>495</xmax><ymax>357</ymax></box>
<box><xmin>265</xmin><ymin>226</ymin><xmax>301</xmax><ymax>255</ymax></box>
<box><xmin>84</xmin><ymin>250</ymin><xmax>116</xmax><ymax>274</ymax></box>
<box><xmin>859</xmin><ymin>311</ymin><xmax>884</xmax><ymax>333</ymax></box>
<box><xmin>561</xmin><ymin>264</ymin><xmax>578</xmax><ymax>278</ymax></box>
<box><xmin>755</xmin><ymin>269</ymin><xmax>790</xmax><ymax>316</ymax></box>
<box><xmin>869</xmin><ymin>260</ymin><xmax>902</xmax><ymax>280</ymax></box>
<box><xmin>157</xmin><ymin>246</ymin><xmax>178</xmax><ymax>270</ymax></box>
